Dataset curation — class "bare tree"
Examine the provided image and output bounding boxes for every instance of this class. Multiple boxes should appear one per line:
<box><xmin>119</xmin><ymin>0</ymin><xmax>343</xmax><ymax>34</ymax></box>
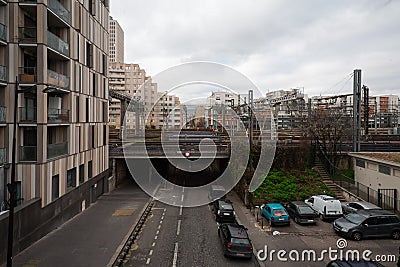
<box><xmin>305</xmin><ymin>107</ymin><xmax>352</xmax><ymax>166</ymax></box>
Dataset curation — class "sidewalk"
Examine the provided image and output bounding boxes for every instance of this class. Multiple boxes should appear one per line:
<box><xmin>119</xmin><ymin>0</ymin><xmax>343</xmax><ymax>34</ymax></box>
<box><xmin>8</xmin><ymin>181</ymin><xmax>150</xmax><ymax>267</ymax></box>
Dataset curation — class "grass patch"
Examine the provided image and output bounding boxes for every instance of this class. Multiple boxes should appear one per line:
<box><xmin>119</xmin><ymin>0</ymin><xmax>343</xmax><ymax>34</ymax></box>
<box><xmin>253</xmin><ymin>169</ymin><xmax>333</xmax><ymax>204</ymax></box>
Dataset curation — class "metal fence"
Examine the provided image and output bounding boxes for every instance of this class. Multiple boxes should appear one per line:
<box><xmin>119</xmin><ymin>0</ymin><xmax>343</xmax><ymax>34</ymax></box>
<box><xmin>316</xmin><ymin>144</ymin><xmax>399</xmax><ymax>213</ymax></box>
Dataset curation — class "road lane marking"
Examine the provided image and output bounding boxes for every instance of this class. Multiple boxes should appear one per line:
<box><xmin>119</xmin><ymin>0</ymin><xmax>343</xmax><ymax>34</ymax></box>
<box><xmin>155</xmin><ymin>235</ymin><xmax>158</xmax><ymax>240</ymax></box>
<box><xmin>156</xmin><ymin>230</ymin><xmax>160</xmax><ymax>235</ymax></box>
<box><xmin>176</xmin><ymin>220</ymin><xmax>181</xmax><ymax>236</ymax></box>
<box><xmin>149</xmin><ymin>250</ymin><xmax>153</xmax><ymax>256</ymax></box>
<box><xmin>172</xmin><ymin>242</ymin><xmax>179</xmax><ymax>267</ymax></box>
<box><xmin>179</xmin><ymin>205</ymin><xmax>183</xmax><ymax>216</ymax></box>
<box><xmin>160</xmin><ymin>220</ymin><xmax>163</xmax><ymax>224</ymax></box>
<box><xmin>146</xmin><ymin>258</ymin><xmax>151</xmax><ymax>265</ymax></box>
<box><xmin>181</xmin><ymin>194</ymin><xmax>184</xmax><ymax>202</ymax></box>
<box><xmin>158</xmin><ymin>225</ymin><xmax>161</xmax><ymax>230</ymax></box>
<box><xmin>152</xmin><ymin>242</ymin><xmax>156</xmax><ymax>247</ymax></box>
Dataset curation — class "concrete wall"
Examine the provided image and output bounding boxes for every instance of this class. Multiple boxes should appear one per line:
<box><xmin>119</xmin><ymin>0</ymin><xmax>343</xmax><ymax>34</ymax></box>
<box><xmin>354</xmin><ymin>158</ymin><xmax>400</xmax><ymax>190</ymax></box>
<box><xmin>0</xmin><ymin>169</ymin><xmax>110</xmax><ymax>265</ymax></box>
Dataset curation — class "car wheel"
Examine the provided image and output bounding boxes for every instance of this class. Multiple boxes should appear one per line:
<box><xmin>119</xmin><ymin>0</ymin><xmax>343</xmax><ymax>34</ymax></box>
<box><xmin>392</xmin><ymin>230</ymin><xmax>400</xmax><ymax>240</ymax></box>
<box><xmin>319</xmin><ymin>214</ymin><xmax>324</xmax><ymax>221</ymax></box>
<box><xmin>269</xmin><ymin>219</ymin><xmax>273</xmax><ymax>227</ymax></box>
<box><xmin>352</xmin><ymin>232</ymin><xmax>362</xmax><ymax>241</ymax></box>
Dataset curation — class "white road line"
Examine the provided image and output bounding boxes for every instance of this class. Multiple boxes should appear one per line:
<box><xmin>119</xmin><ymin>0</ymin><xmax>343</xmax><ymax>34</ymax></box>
<box><xmin>160</xmin><ymin>220</ymin><xmax>163</xmax><ymax>224</ymax></box>
<box><xmin>154</xmin><ymin>235</ymin><xmax>158</xmax><ymax>240</ymax></box>
<box><xmin>172</xmin><ymin>242</ymin><xmax>179</xmax><ymax>267</ymax></box>
<box><xmin>161</xmin><ymin>216</ymin><xmax>164</xmax><ymax>220</ymax></box>
<box><xmin>182</xmin><ymin>187</ymin><xmax>184</xmax><ymax>193</ymax></box>
<box><xmin>179</xmin><ymin>205</ymin><xmax>183</xmax><ymax>216</ymax></box>
<box><xmin>156</xmin><ymin>230</ymin><xmax>160</xmax><ymax>235</ymax></box>
<box><xmin>146</xmin><ymin>258</ymin><xmax>151</xmax><ymax>265</ymax></box>
<box><xmin>181</xmin><ymin>194</ymin><xmax>184</xmax><ymax>202</ymax></box>
<box><xmin>152</xmin><ymin>242</ymin><xmax>156</xmax><ymax>247</ymax></box>
<box><xmin>176</xmin><ymin>220</ymin><xmax>181</xmax><ymax>236</ymax></box>
<box><xmin>158</xmin><ymin>225</ymin><xmax>161</xmax><ymax>230</ymax></box>
<box><xmin>149</xmin><ymin>250</ymin><xmax>153</xmax><ymax>256</ymax></box>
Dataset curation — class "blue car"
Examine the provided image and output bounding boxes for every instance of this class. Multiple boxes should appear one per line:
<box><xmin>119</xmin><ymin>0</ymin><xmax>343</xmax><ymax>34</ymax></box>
<box><xmin>260</xmin><ymin>203</ymin><xmax>290</xmax><ymax>226</ymax></box>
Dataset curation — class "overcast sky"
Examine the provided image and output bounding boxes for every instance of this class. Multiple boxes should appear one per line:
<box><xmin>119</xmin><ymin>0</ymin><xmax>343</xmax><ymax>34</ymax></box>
<box><xmin>110</xmin><ymin>0</ymin><xmax>400</xmax><ymax>98</ymax></box>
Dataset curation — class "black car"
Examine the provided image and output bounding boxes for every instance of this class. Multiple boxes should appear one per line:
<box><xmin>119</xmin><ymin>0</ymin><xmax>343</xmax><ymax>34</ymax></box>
<box><xmin>218</xmin><ymin>223</ymin><xmax>253</xmax><ymax>259</ymax></box>
<box><xmin>213</xmin><ymin>200</ymin><xmax>235</xmax><ymax>223</ymax></box>
<box><xmin>284</xmin><ymin>201</ymin><xmax>318</xmax><ymax>224</ymax></box>
<box><xmin>333</xmin><ymin>209</ymin><xmax>400</xmax><ymax>241</ymax></box>
<box><xmin>326</xmin><ymin>259</ymin><xmax>385</xmax><ymax>267</ymax></box>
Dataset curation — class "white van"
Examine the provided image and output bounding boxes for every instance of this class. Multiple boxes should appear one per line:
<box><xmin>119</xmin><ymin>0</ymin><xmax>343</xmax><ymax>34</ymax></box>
<box><xmin>305</xmin><ymin>195</ymin><xmax>343</xmax><ymax>220</ymax></box>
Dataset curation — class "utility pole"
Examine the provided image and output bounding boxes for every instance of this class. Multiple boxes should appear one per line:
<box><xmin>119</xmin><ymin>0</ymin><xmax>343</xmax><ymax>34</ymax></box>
<box><xmin>363</xmin><ymin>85</ymin><xmax>369</xmax><ymax>136</ymax></box>
<box><xmin>353</xmin><ymin>69</ymin><xmax>362</xmax><ymax>152</ymax></box>
<box><xmin>248</xmin><ymin>90</ymin><xmax>253</xmax><ymax>147</ymax></box>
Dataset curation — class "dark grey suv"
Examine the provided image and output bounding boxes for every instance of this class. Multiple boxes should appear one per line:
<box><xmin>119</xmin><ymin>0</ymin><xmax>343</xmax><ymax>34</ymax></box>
<box><xmin>333</xmin><ymin>209</ymin><xmax>400</xmax><ymax>241</ymax></box>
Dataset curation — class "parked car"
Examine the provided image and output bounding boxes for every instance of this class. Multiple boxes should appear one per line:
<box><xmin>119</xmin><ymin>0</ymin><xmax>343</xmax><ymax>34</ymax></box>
<box><xmin>218</xmin><ymin>223</ymin><xmax>253</xmax><ymax>259</ymax></box>
<box><xmin>284</xmin><ymin>201</ymin><xmax>318</xmax><ymax>224</ymax></box>
<box><xmin>333</xmin><ymin>209</ymin><xmax>400</xmax><ymax>241</ymax></box>
<box><xmin>305</xmin><ymin>195</ymin><xmax>343</xmax><ymax>221</ymax></box>
<box><xmin>341</xmin><ymin>201</ymin><xmax>382</xmax><ymax>215</ymax></box>
<box><xmin>213</xmin><ymin>199</ymin><xmax>235</xmax><ymax>223</ymax></box>
<box><xmin>260</xmin><ymin>203</ymin><xmax>290</xmax><ymax>226</ymax></box>
<box><xmin>208</xmin><ymin>185</ymin><xmax>226</xmax><ymax>203</ymax></box>
<box><xmin>326</xmin><ymin>259</ymin><xmax>385</xmax><ymax>267</ymax></box>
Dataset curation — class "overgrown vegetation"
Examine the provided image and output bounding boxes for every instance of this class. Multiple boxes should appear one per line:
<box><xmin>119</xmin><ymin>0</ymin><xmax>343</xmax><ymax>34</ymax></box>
<box><xmin>253</xmin><ymin>169</ymin><xmax>333</xmax><ymax>204</ymax></box>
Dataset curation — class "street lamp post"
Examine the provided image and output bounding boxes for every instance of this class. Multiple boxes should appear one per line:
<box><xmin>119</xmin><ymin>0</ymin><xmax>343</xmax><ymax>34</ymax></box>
<box><xmin>7</xmin><ymin>77</ymin><xmax>50</xmax><ymax>267</ymax></box>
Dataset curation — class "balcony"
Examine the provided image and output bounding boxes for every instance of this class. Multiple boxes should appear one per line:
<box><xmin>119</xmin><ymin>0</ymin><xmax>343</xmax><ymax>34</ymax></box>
<box><xmin>47</xmin><ymin>31</ymin><xmax>69</xmax><ymax>57</ymax></box>
<box><xmin>18</xmin><ymin>67</ymin><xmax>37</xmax><ymax>84</ymax></box>
<box><xmin>48</xmin><ymin>0</ymin><xmax>71</xmax><ymax>25</ymax></box>
<box><xmin>0</xmin><ymin>23</ymin><xmax>6</xmax><ymax>44</ymax></box>
<box><xmin>0</xmin><ymin>65</ymin><xmax>6</xmax><ymax>84</ymax></box>
<box><xmin>47</xmin><ymin>141</ymin><xmax>68</xmax><ymax>159</ymax></box>
<box><xmin>19</xmin><ymin>107</ymin><xmax>37</xmax><ymax>123</ymax></box>
<box><xmin>0</xmin><ymin>147</ymin><xmax>6</xmax><ymax>165</ymax></box>
<box><xmin>19</xmin><ymin>145</ymin><xmax>37</xmax><ymax>162</ymax></box>
<box><xmin>47</xmin><ymin>69</ymin><xmax>70</xmax><ymax>89</ymax></box>
<box><xmin>0</xmin><ymin>106</ymin><xmax>5</xmax><ymax>123</ymax></box>
<box><xmin>18</xmin><ymin>27</ymin><xmax>37</xmax><ymax>44</ymax></box>
<box><xmin>48</xmin><ymin>108</ymin><xmax>69</xmax><ymax>123</ymax></box>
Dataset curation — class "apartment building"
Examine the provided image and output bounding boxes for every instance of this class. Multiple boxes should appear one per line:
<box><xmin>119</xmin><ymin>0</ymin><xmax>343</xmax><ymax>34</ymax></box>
<box><xmin>109</xmin><ymin>62</ymin><xmax>158</xmax><ymax>130</ymax></box>
<box><xmin>109</xmin><ymin>16</ymin><xmax>124</xmax><ymax>63</ymax></box>
<box><xmin>0</xmin><ymin>0</ymin><xmax>110</xmax><ymax>210</ymax></box>
<box><xmin>156</xmin><ymin>93</ymin><xmax>187</xmax><ymax>130</ymax></box>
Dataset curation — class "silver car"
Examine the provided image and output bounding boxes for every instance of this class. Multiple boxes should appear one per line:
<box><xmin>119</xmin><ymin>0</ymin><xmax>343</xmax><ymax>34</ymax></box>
<box><xmin>341</xmin><ymin>201</ymin><xmax>381</xmax><ymax>215</ymax></box>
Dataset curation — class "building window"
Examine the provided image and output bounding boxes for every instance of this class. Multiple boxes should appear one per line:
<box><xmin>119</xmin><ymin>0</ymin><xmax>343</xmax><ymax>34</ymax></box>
<box><xmin>67</xmin><ymin>168</ymin><xmax>77</xmax><ymax>189</ymax></box>
<box><xmin>88</xmin><ymin>160</ymin><xmax>93</xmax><ymax>179</ymax></box>
<box><xmin>79</xmin><ymin>164</ymin><xmax>85</xmax><ymax>184</ymax></box>
<box><xmin>86</xmin><ymin>98</ymin><xmax>90</xmax><ymax>122</ymax></box>
<box><xmin>379</xmin><ymin>165</ymin><xmax>391</xmax><ymax>175</ymax></box>
<box><xmin>52</xmin><ymin>175</ymin><xmax>59</xmax><ymax>201</ymax></box>
<box><xmin>86</xmin><ymin>42</ymin><xmax>93</xmax><ymax>68</ymax></box>
<box><xmin>356</xmin><ymin>159</ymin><xmax>365</xmax><ymax>168</ymax></box>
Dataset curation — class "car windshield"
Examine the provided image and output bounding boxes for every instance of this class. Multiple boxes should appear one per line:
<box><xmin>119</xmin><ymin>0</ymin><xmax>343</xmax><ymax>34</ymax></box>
<box><xmin>298</xmin><ymin>206</ymin><xmax>315</xmax><ymax>214</ymax></box>
<box><xmin>273</xmin><ymin>209</ymin><xmax>287</xmax><ymax>216</ymax></box>
<box><xmin>345</xmin><ymin>213</ymin><xmax>365</xmax><ymax>224</ymax></box>
<box><xmin>231</xmin><ymin>238</ymin><xmax>250</xmax><ymax>245</ymax></box>
<box><xmin>220</xmin><ymin>203</ymin><xmax>233</xmax><ymax>210</ymax></box>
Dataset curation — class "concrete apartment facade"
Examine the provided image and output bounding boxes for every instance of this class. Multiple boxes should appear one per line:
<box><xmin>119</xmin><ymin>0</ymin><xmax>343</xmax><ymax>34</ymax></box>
<box><xmin>156</xmin><ymin>93</ymin><xmax>187</xmax><ymax>130</ymax></box>
<box><xmin>109</xmin><ymin>16</ymin><xmax>124</xmax><ymax>63</ymax></box>
<box><xmin>0</xmin><ymin>0</ymin><xmax>110</xmax><ymax>208</ymax></box>
<box><xmin>109</xmin><ymin>62</ymin><xmax>158</xmax><ymax>130</ymax></box>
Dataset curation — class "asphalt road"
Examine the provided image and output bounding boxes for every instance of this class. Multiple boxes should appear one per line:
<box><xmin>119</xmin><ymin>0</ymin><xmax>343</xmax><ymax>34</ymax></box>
<box><xmin>125</xmin><ymin>189</ymin><xmax>259</xmax><ymax>267</ymax></box>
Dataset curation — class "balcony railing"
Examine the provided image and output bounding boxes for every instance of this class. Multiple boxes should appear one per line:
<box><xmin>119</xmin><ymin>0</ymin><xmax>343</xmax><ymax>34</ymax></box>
<box><xmin>19</xmin><ymin>0</ymin><xmax>37</xmax><ymax>3</ymax></box>
<box><xmin>47</xmin><ymin>69</ymin><xmax>70</xmax><ymax>89</ymax></box>
<box><xmin>19</xmin><ymin>146</ymin><xmax>37</xmax><ymax>162</ymax></box>
<box><xmin>0</xmin><ymin>65</ymin><xmax>6</xmax><ymax>82</ymax></box>
<box><xmin>0</xmin><ymin>148</ymin><xmax>6</xmax><ymax>165</ymax></box>
<box><xmin>19</xmin><ymin>107</ymin><xmax>37</xmax><ymax>123</ymax></box>
<box><xmin>47</xmin><ymin>141</ymin><xmax>68</xmax><ymax>159</ymax></box>
<box><xmin>0</xmin><ymin>23</ymin><xmax>6</xmax><ymax>42</ymax></box>
<box><xmin>48</xmin><ymin>108</ymin><xmax>69</xmax><ymax>123</ymax></box>
<box><xmin>48</xmin><ymin>0</ymin><xmax>71</xmax><ymax>24</ymax></box>
<box><xmin>19</xmin><ymin>66</ymin><xmax>37</xmax><ymax>83</ymax></box>
<box><xmin>0</xmin><ymin>106</ymin><xmax>6</xmax><ymax>122</ymax></box>
<box><xmin>47</xmin><ymin>31</ymin><xmax>69</xmax><ymax>57</ymax></box>
<box><xmin>18</xmin><ymin>27</ymin><xmax>37</xmax><ymax>43</ymax></box>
